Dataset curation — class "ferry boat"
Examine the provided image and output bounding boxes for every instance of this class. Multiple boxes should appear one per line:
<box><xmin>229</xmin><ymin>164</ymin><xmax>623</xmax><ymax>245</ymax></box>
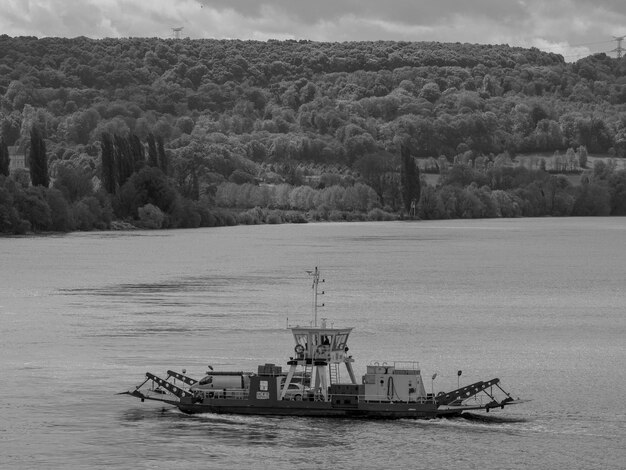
<box><xmin>122</xmin><ymin>268</ymin><xmax>525</xmax><ymax>419</ymax></box>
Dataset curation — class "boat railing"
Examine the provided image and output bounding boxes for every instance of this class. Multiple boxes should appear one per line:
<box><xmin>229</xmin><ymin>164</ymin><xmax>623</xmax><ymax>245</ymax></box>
<box><xmin>368</xmin><ymin>361</ymin><xmax>420</xmax><ymax>371</ymax></box>
<box><xmin>330</xmin><ymin>392</ymin><xmax>432</xmax><ymax>404</ymax></box>
<box><xmin>362</xmin><ymin>395</ymin><xmax>433</xmax><ymax>404</ymax></box>
<box><xmin>195</xmin><ymin>389</ymin><xmax>250</xmax><ymax>400</ymax></box>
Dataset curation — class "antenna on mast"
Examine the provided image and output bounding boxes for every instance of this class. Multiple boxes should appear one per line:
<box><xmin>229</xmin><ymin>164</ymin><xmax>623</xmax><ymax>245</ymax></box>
<box><xmin>307</xmin><ymin>267</ymin><xmax>324</xmax><ymax>327</ymax></box>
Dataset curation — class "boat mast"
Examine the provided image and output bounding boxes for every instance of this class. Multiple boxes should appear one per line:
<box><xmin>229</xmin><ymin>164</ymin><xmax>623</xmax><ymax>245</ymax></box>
<box><xmin>309</xmin><ymin>267</ymin><xmax>324</xmax><ymax>327</ymax></box>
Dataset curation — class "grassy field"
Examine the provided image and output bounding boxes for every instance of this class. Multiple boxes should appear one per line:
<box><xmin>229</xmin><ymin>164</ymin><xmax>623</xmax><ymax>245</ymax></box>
<box><xmin>418</xmin><ymin>153</ymin><xmax>625</xmax><ymax>188</ymax></box>
<box><xmin>516</xmin><ymin>153</ymin><xmax>625</xmax><ymax>171</ymax></box>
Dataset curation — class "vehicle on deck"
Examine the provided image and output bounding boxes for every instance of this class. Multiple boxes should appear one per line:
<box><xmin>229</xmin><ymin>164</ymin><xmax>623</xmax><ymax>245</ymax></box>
<box><xmin>280</xmin><ymin>381</ymin><xmax>305</xmax><ymax>400</ymax></box>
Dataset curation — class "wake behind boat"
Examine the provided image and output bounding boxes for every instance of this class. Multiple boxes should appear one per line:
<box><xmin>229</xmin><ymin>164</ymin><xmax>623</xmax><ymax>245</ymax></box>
<box><xmin>121</xmin><ymin>268</ymin><xmax>526</xmax><ymax>419</ymax></box>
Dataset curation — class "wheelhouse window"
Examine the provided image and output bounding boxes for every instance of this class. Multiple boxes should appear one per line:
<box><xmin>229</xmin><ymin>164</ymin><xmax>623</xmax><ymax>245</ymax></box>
<box><xmin>332</xmin><ymin>333</ymin><xmax>348</xmax><ymax>350</ymax></box>
<box><xmin>294</xmin><ymin>334</ymin><xmax>308</xmax><ymax>349</ymax></box>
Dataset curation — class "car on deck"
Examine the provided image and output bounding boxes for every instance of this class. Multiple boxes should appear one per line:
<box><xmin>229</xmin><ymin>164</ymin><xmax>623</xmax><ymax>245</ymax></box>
<box><xmin>281</xmin><ymin>381</ymin><xmax>305</xmax><ymax>400</ymax></box>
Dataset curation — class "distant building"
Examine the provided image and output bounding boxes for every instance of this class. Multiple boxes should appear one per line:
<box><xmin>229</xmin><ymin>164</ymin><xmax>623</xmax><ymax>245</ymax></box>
<box><xmin>8</xmin><ymin>145</ymin><xmax>27</xmax><ymax>172</ymax></box>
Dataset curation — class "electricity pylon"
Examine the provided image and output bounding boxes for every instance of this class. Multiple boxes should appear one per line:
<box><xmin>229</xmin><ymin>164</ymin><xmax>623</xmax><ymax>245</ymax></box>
<box><xmin>172</xmin><ymin>27</ymin><xmax>183</xmax><ymax>40</ymax></box>
<box><xmin>611</xmin><ymin>36</ymin><xmax>624</xmax><ymax>59</ymax></box>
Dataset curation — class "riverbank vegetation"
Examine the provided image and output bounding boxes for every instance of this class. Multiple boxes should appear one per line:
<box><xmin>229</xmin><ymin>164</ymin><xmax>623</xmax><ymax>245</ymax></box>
<box><xmin>1</xmin><ymin>36</ymin><xmax>625</xmax><ymax>234</ymax></box>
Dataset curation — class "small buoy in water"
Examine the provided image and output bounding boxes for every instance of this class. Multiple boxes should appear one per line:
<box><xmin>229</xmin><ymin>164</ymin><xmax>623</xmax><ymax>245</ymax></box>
<box><xmin>182</xmin><ymin>369</ymin><xmax>186</xmax><ymax>374</ymax></box>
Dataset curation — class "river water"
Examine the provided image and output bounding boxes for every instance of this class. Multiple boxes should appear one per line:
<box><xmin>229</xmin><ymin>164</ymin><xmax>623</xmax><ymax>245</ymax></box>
<box><xmin>1</xmin><ymin>218</ymin><xmax>624</xmax><ymax>469</ymax></box>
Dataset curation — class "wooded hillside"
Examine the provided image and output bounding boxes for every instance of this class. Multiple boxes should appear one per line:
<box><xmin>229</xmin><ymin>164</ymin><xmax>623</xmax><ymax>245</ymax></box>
<box><xmin>1</xmin><ymin>36</ymin><xmax>625</xmax><ymax>233</ymax></box>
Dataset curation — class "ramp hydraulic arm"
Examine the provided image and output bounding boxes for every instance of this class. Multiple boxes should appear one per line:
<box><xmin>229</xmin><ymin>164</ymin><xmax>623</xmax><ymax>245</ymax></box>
<box><xmin>166</xmin><ymin>370</ymin><xmax>198</xmax><ymax>386</ymax></box>
<box><xmin>435</xmin><ymin>378</ymin><xmax>501</xmax><ymax>405</ymax></box>
<box><xmin>145</xmin><ymin>372</ymin><xmax>193</xmax><ymax>398</ymax></box>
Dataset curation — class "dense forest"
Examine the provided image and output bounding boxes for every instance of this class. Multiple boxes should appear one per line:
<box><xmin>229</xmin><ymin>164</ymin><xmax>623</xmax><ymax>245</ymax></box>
<box><xmin>1</xmin><ymin>35</ymin><xmax>625</xmax><ymax>234</ymax></box>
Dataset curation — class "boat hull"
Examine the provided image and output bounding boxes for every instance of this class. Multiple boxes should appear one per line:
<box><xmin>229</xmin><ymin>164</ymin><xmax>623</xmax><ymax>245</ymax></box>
<box><xmin>176</xmin><ymin>397</ymin><xmax>461</xmax><ymax>419</ymax></box>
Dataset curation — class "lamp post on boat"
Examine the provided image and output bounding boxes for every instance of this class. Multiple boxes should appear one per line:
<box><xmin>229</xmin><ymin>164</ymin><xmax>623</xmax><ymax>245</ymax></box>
<box><xmin>431</xmin><ymin>373</ymin><xmax>437</xmax><ymax>402</ymax></box>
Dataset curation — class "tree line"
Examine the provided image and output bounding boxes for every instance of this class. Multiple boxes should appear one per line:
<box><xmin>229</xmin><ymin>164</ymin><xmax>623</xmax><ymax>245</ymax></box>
<box><xmin>0</xmin><ymin>36</ymin><xmax>625</xmax><ymax>233</ymax></box>
<box><xmin>1</xmin><ymin>125</ymin><xmax>625</xmax><ymax>235</ymax></box>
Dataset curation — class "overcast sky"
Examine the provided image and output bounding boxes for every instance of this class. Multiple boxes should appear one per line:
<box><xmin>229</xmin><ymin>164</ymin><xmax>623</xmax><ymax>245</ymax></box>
<box><xmin>2</xmin><ymin>0</ymin><xmax>625</xmax><ymax>61</ymax></box>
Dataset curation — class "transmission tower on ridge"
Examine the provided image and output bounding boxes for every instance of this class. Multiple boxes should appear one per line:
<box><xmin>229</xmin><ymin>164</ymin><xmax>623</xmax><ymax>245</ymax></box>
<box><xmin>611</xmin><ymin>36</ymin><xmax>625</xmax><ymax>59</ymax></box>
<box><xmin>172</xmin><ymin>27</ymin><xmax>183</xmax><ymax>40</ymax></box>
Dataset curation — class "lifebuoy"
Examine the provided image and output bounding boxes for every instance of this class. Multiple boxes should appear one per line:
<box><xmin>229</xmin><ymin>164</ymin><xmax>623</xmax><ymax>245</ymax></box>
<box><xmin>295</xmin><ymin>344</ymin><xmax>305</xmax><ymax>354</ymax></box>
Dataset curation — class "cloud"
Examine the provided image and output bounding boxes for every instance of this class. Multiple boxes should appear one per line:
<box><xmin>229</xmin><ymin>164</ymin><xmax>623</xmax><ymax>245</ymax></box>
<box><xmin>0</xmin><ymin>0</ymin><xmax>624</xmax><ymax>60</ymax></box>
<box><xmin>197</xmin><ymin>0</ymin><xmax>528</xmax><ymax>26</ymax></box>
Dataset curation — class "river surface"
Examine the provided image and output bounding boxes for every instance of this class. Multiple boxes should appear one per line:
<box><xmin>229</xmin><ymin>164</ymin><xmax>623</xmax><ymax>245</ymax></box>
<box><xmin>1</xmin><ymin>218</ymin><xmax>625</xmax><ymax>469</ymax></box>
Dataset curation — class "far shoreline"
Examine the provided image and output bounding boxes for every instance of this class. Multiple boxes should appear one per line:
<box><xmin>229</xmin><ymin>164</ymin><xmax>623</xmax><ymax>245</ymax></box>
<box><xmin>3</xmin><ymin>213</ymin><xmax>623</xmax><ymax>238</ymax></box>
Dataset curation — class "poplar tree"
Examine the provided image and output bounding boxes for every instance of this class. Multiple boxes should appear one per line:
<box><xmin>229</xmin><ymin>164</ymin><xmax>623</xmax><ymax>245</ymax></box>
<box><xmin>29</xmin><ymin>126</ymin><xmax>49</xmax><ymax>187</ymax></box>
<box><xmin>147</xmin><ymin>133</ymin><xmax>158</xmax><ymax>168</ymax></box>
<box><xmin>101</xmin><ymin>132</ymin><xmax>117</xmax><ymax>194</ymax></box>
<box><xmin>156</xmin><ymin>134</ymin><xmax>168</xmax><ymax>175</ymax></box>
<box><xmin>400</xmin><ymin>144</ymin><xmax>421</xmax><ymax>215</ymax></box>
<box><xmin>114</xmin><ymin>134</ymin><xmax>133</xmax><ymax>187</ymax></box>
<box><xmin>129</xmin><ymin>134</ymin><xmax>145</xmax><ymax>172</ymax></box>
<box><xmin>0</xmin><ymin>138</ymin><xmax>9</xmax><ymax>176</ymax></box>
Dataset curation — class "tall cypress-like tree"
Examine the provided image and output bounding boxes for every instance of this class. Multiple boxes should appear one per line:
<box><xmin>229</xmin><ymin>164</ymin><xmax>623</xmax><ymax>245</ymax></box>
<box><xmin>0</xmin><ymin>138</ymin><xmax>9</xmax><ymax>176</ymax></box>
<box><xmin>101</xmin><ymin>132</ymin><xmax>117</xmax><ymax>194</ymax></box>
<box><xmin>400</xmin><ymin>144</ymin><xmax>421</xmax><ymax>215</ymax></box>
<box><xmin>29</xmin><ymin>126</ymin><xmax>49</xmax><ymax>187</ymax></box>
<box><xmin>114</xmin><ymin>134</ymin><xmax>134</xmax><ymax>188</ymax></box>
<box><xmin>156</xmin><ymin>134</ymin><xmax>168</xmax><ymax>175</ymax></box>
<box><xmin>147</xmin><ymin>133</ymin><xmax>158</xmax><ymax>168</ymax></box>
<box><xmin>129</xmin><ymin>134</ymin><xmax>146</xmax><ymax>172</ymax></box>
